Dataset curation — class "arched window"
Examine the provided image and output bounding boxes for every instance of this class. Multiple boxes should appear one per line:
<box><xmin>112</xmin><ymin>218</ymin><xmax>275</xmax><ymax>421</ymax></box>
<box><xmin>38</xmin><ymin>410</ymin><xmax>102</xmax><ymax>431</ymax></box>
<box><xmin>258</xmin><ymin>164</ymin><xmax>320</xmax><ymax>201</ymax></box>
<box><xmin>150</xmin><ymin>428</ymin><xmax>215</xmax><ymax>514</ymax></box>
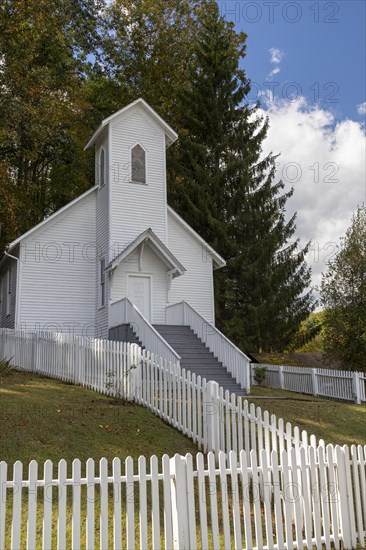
<box><xmin>99</xmin><ymin>148</ymin><xmax>105</xmax><ymax>188</ymax></box>
<box><xmin>131</xmin><ymin>144</ymin><xmax>146</xmax><ymax>184</ymax></box>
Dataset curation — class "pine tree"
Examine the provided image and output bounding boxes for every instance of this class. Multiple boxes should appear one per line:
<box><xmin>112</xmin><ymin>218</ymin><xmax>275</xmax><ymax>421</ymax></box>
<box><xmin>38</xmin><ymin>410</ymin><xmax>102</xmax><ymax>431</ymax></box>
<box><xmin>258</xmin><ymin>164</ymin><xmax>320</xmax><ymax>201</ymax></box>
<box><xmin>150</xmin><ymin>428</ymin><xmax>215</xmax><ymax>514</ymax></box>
<box><xmin>168</xmin><ymin>1</ymin><xmax>314</xmax><ymax>352</ymax></box>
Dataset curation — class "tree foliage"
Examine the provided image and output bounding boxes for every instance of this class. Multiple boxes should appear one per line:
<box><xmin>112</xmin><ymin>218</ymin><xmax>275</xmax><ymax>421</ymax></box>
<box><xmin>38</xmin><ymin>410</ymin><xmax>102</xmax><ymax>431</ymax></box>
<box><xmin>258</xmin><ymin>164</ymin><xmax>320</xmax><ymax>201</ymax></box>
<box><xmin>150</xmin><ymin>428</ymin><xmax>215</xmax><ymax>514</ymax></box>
<box><xmin>89</xmin><ymin>0</ymin><xmax>205</xmax><ymax>124</ymax></box>
<box><xmin>0</xmin><ymin>0</ymin><xmax>315</xmax><ymax>352</ymax></box>
<box><xmin>0</xmin><ymin>0</ymin><xmax>103</xmax><ymax>249</ymax></box>
<box><xmin>321</xmin><ymin>206</ymin><xmax>366</xmax><ymax>371</ymax></box>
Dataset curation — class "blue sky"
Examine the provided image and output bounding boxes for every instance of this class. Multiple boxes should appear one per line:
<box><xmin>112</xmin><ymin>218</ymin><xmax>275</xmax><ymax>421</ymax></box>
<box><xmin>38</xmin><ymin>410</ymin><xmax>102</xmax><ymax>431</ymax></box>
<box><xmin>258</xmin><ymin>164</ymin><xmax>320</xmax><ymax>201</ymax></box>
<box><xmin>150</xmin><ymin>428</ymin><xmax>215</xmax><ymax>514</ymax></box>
<box><xmin>218</xmin><ymin>0</ymin><xmax>366</xmax><ymax>121</ymax></box>
<box><xmin>217</xmin><ymin>0</ymin><xmax>366</xmax><ymax>295</ymax></box>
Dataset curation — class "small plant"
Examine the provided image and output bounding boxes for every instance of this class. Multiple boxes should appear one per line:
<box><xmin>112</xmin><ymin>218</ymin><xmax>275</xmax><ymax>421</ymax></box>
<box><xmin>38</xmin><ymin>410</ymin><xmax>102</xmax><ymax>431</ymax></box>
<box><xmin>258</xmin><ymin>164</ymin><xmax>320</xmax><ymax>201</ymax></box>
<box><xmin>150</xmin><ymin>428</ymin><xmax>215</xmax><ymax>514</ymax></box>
<box><xmin>253</xmin><ymin>365</ymin><xmax>267</xmax><ymax>386</ymax></box>
<box><xmin>105</xmin><ymin>364</ymin><xmax>137</xmax><ymax>405</ymax></box>
<box><xmin>0</xmin><ymin>357</ymin><xmax>14</xmax><ymax>377</ymax></box>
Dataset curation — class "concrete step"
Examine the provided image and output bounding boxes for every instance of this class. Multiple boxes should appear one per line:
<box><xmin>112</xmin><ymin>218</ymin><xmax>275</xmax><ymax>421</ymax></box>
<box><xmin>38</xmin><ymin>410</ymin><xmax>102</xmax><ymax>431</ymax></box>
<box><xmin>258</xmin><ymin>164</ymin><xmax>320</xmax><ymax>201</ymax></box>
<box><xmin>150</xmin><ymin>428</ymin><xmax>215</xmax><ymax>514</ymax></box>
<box><xmin>153</xmin><ymin>324</ymin><xmax>245</xmax><ymax>396</ymax></box>
<box><xmin>109</xmin><ymin>324</ymin><xmax>143</xmax><ymax>347</ymax></box>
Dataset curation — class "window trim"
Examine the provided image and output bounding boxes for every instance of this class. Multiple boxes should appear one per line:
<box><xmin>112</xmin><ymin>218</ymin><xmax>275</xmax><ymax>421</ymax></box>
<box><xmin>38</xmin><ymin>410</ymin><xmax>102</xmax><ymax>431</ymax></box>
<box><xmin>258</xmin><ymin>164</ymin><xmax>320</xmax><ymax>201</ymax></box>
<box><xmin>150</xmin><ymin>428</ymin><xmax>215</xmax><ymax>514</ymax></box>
<box><xmin>6</xmin><ymin>269</ymin><xmax>11</xmax><ymax>316</ymax></box>
<box><xmin>99</xmin><ymin>256</ymin><xmax>106</xmax><ymax>309</ymax></box>
<box><xmin>99</xmin><ymin>147</ymin><xmax>106</xmax><ymax>189</ymax></box>
<box><xmin>130</xmin><ymin>142</ymin><xmax>147</xmax><ymax>185</ymax></box>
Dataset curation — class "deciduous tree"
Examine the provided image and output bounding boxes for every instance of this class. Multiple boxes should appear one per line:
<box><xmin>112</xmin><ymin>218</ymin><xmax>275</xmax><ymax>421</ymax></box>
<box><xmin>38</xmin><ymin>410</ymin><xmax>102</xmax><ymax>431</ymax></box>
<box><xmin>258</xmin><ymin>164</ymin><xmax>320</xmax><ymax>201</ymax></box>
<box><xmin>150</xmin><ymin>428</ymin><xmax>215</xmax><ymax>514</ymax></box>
<box><xmin>321</xmin><ymin>206</ymin><xmax>366</xmax><ymax>371</ymax></box>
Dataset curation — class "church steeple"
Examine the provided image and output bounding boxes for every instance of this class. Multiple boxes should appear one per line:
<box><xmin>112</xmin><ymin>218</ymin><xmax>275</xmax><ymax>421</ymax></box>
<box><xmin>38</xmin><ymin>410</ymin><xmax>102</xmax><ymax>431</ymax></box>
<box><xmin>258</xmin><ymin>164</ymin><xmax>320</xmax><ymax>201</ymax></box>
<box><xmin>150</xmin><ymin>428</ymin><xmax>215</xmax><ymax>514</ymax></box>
<box><xmin>85</xmin><ymin>99</ymin><xmax>178</xmax><ymax>251</ymax></box>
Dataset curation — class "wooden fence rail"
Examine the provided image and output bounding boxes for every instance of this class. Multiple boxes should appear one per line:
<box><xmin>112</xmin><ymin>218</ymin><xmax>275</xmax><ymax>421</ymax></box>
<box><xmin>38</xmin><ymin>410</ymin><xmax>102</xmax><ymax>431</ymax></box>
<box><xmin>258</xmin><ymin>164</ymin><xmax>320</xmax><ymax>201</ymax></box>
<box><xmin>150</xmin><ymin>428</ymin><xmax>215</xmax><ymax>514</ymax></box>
<box><xmin>1</xmin><ymin>328</ymin><xmax>366</xmax><ymax>548</ymax></box>
<box><xmin>1</xmin><ymin>445</ymin><xmax>365</xmax><ymax>549</ymax></box>
<box><xmin>254</xmin><ymin>363</ymin><xmax>366</xmax><ymax>404</ymax></box>
<box><xmin>0</xmin><ymin>328</ymin><xmax>321</xmax><ymax>459</ymax></box>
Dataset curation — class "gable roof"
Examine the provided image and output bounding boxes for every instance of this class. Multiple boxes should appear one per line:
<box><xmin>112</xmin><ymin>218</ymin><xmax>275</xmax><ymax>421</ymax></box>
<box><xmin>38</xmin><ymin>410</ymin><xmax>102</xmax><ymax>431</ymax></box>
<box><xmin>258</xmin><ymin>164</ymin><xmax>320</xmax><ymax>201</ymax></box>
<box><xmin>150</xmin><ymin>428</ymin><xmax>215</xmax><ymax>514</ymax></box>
<box><xmin>5</xmin><ymin>186</ymin><xmax>98</xmax><ymax>253</ymax></box>
<box><xmin>106</xmin><ymin>228</ymin><xmax>186</xmax><ymax>278</ymax></box>
<box><xmin>84</xmin><ymin>98</ymin><xmax>179</xmax><ymax>150</ymax></box>
<box><xmin>167</xmin><ymin>207</ymin><xmax>226</xmax><ymax>270</ymax></box>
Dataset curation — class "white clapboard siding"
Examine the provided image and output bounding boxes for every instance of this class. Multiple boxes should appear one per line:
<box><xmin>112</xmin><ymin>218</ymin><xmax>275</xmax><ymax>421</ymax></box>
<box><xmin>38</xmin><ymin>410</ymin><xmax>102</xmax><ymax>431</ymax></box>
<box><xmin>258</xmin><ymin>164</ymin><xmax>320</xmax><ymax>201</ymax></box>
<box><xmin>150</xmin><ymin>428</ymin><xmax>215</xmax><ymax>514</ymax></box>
<box><xmin>18</xmin><ymin>189</ymin><xmax>98</xmax><ymax>337</ymax></box>
<box><xmin>110</xmin><ymin>105</ymin><xmax>167</xmax><ymax>246</ymax></box>
<box><xmin>95</xmin><ymin>132</ymin><xmax>110</xmax><ymax>339</ymax></box>
<box><xmin>3</xmin><ymin>447</ymin><xmax>365</xmax><ymax>550</ymax></box>
<box><xmin>167</xmin><ymin>211</ymin><xmax>216</xmax><ymax>325</ymax></box>
<box><xmin>255</xmin><ymin>363</ymin><xmax>366</xmax><ymax>404</ymax></box>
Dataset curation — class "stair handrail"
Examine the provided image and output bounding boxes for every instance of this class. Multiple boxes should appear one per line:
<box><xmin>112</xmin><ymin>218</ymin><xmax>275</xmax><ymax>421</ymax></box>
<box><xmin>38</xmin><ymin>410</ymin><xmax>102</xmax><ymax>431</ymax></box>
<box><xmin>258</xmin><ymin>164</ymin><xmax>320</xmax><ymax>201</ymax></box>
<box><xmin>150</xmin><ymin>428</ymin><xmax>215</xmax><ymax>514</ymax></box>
<box><xmin>166</xmin><ymin>301</ymin><xmax>251</xmax><ymax>391</ymax></box>
<box><xmin>110</xmin><ymin>298</ymin><xmax>181</xmax><ymax>367</ymax></box>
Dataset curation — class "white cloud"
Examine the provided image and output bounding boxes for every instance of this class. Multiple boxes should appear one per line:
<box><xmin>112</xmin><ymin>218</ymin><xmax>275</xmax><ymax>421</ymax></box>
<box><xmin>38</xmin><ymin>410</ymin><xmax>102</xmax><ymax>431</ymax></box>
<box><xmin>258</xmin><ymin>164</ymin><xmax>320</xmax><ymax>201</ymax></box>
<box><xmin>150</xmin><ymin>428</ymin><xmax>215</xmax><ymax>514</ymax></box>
<box><xmin>266</xmin><ymin>47</ymin><xmax>285</xmax><ymax>81</ymax></box>
<box><xmin>269</xmin><ymin>48</ymin><xmax>284</xmax><ymax>65</ymax></box>
<box><xmin>357</xmin><ymin>101</ymin><xmax>366</xmax><ymax>115</ymax></box>
<box><xmin>257</xmin><ymin>97</ymin><xmax>366</xmax><ymax>297</ymax></box>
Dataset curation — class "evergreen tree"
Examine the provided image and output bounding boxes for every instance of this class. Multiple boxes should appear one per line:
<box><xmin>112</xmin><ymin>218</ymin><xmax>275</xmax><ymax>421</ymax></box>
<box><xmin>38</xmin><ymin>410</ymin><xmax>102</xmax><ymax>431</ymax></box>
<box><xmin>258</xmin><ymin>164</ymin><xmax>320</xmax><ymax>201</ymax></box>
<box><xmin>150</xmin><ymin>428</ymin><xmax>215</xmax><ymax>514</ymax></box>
<box><xmin>321</xmin><ymin>206</ymin><xmax>366</xmax><ymax>371</ymax></box>
<box><xmin>168</xmin><ymin>1</ymin><xmax>314</xmax><ymax>352</ymax></box>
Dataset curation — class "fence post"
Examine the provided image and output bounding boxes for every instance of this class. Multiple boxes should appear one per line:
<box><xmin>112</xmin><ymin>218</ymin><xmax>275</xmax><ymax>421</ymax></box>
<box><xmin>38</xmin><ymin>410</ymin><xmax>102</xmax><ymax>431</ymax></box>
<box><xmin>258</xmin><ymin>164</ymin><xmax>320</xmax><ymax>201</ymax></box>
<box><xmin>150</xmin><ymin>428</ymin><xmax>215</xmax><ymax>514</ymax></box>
<box><xmin>353</xmin><ymin>372</ymin><xmax>361</xmax><ymax>405</ymax></box>
<box><xmin>278</xmin><ymin>366</ymin><xmax>285</xmax><ymax>390</ymax></box>
<box><xmin>335</xmin><ymin>446</ymin><xmax>354</xmax><ymax>549</ymax></box>
<box><xmin>311</xmin><ymin>369</ymin><xmax>318</xmax><ymax>396</ymax></box>
<box><xmin>170</xmin><ymin>454</ymin><xmax>191</xmax><ymax>549</ymax></box>
<box><xmin>128</xmin><ymin>344</ymin><xmax>141</xmax><ymax>401</ymax></box>
<box><xmin>203</xmin><ymin>381</ymin><xmax>220</xmax><ymax>455</ymax></box>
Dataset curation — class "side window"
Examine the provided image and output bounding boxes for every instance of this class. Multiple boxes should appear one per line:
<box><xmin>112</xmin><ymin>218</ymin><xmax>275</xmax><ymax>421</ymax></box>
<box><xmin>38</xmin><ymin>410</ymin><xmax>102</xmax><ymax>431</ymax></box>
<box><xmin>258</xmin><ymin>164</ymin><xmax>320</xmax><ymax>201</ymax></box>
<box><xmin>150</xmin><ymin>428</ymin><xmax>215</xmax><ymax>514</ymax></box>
<box><xmin>99</xmin><ymin>148</ymin><xmax>106</xmax><ymax>188</ymax></box>
<box><xmin>131</xmin><ymin>144</ymin><xmax>146</xmax><ymax>184</ymax></box>
<box><xmin>6</xmin><ymin>269</ymin><xmax>11</xmax><ymax>316</ymax></box>
<box><xmin>99</xmin><ymin>257</ymin><xmax>106</xmax><ymax>308</ymax></box>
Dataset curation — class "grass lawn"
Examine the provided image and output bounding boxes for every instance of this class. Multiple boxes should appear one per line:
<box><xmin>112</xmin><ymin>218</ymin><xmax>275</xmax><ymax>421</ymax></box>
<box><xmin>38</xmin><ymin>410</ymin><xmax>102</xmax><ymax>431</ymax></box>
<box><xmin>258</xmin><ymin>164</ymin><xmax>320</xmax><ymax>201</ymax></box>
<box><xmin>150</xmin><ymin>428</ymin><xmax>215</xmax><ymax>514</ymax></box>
<box><xmin>248</xmin><ymin>385</ymin><xmax>366</xmax><ymax>447</ymax></box>
<box><xmin>1</xmin><ymin>367</ymin><xmax>365</xmax><ymax>548</ymax></box>
<box><xmin>0</xmin><ymin>368</ymin><xmax>197</xmax><ymax>470</ymax></box>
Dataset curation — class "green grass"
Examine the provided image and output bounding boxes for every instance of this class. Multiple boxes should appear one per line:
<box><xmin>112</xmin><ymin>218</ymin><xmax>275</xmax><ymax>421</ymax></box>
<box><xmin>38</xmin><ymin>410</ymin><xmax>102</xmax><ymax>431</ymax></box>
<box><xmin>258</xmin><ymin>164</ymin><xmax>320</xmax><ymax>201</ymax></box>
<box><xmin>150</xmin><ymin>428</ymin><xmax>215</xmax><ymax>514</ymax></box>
<box><xmin>249</xmin><ymin>385</ymin><xmax>366</xmax><ymax>447</ymax></box>
<box><xmin>1</xmin><ymin>368</ymin><xmax>365</xmax><ymax>548</ymax></box>
<box><xmin>0</xmin><ymin>368</ymin><xmax>197</xmax><ymax>469</ymax></box>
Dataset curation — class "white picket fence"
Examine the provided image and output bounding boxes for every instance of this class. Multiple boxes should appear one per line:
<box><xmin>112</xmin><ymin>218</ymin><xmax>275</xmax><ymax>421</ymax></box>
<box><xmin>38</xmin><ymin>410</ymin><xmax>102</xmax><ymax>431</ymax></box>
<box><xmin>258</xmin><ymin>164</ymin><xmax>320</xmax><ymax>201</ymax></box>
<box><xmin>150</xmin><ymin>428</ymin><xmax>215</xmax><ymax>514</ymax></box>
<box><xmin>1</xmin><ymin>445</ymin><xmax>365</xmax><ymax>549</ymax></box>
<box><xmin>0</xmin><ymin>328</ymin><xmax>319</xmax><ymax>457</ymax></box>
<box><xmin>254</xmin><ymin>363</ymin><xmax>366</xmax><ymax>404</ymax></box>
<box><xmin>1</xmin><ymin>328</ymin><xmax>366</xmax><ymax>549</ymax></box>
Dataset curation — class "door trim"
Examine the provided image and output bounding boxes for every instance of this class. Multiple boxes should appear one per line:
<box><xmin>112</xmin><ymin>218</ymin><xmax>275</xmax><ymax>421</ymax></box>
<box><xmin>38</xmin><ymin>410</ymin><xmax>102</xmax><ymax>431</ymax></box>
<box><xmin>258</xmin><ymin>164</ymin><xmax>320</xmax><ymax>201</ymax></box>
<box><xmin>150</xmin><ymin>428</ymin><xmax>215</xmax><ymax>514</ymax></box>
<box><xmin>126</xmin><ymin>273</ymin><xmax>153</xmax><ymax>322</ymax></box>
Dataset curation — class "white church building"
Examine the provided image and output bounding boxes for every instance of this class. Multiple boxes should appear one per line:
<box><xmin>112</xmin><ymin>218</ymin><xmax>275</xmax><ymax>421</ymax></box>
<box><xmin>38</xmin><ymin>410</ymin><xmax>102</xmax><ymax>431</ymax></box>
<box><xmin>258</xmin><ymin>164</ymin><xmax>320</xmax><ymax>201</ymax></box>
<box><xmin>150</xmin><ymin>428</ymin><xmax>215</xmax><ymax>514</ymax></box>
<box><xmin>0</xmin><ymin>99</ymin><xmax>250</xmax><ymax>393</ymax></box>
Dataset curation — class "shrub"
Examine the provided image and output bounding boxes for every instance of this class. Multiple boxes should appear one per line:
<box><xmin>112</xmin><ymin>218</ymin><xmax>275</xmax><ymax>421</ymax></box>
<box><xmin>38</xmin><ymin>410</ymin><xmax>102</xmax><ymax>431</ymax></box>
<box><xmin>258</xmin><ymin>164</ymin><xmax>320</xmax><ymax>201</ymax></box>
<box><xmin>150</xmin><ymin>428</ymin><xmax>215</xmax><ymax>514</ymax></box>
<box><xmin>253</xmin><ymin>366</ymin><xmax>267</xmax><ymax>386</ymax></box>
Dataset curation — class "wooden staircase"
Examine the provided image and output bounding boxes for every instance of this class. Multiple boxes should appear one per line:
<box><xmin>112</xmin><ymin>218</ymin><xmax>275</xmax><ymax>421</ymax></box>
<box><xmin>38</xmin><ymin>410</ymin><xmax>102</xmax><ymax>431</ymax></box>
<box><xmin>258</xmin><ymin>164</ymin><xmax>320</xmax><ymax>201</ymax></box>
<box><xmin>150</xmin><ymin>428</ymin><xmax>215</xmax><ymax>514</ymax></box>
<box><xmin>154</xmin><ymin>325</ymin><xmax>245</xmax><ymax>395</ymax></box>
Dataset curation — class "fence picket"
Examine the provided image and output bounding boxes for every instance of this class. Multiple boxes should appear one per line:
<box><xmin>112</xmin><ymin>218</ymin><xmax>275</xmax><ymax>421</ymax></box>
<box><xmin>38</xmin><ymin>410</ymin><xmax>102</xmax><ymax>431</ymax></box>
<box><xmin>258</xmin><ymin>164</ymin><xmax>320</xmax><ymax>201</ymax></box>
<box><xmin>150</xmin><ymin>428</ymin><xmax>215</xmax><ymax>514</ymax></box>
<box><xmin>219</xmin><ymin>451</ymin><xmax>231</xmax><ymax>549</ymax></box>
<box><xmin>11</xmin><ymin>461</ymin><xmax>22</xmax><ymax>550</ymax></box>
<box><xmin>57</xmin><ymin>459</ymin><xmax>67</xmax><ymax>550</ymax></box>
<box><xmin>100</xmin><ymin>457</ymin><xmax>109</xmax><ymax>550</ymax></box>
<box><xmin>26</xmin><ymin>460</ymin><xmax>38</xmax><ymax>550</ymax></box>
<box><xmin>0</xmin><ymin>462</ymin><xmax>7</xmax><ymax>550</ymax></box>
<box><xmin>208</xmin><ymin>452</ymin><xmax>220</xmax><ymax>550</ymax></box>
<box><xmin>1</xmin><ymin>328</ymin><xmax>366</xmax><ymax>550</ymax></box>
<box><xmin>150</xmin><ymin>455</ymin><xmax>160</xmax><ymax>550</ymax></box>
<box><xmin>43</xmin><ymin>460</ymin><xmax>53</xmax><ymax>550</ymax></box>
<box><xmin>112</xmin><ymin>458</ymin><xmax>122</xmax><ymax>550</ymax></box>
<box><xmin>86</xmin><ymin>458</ymin><xmax>95</xmax><ymax>550</ymax></box>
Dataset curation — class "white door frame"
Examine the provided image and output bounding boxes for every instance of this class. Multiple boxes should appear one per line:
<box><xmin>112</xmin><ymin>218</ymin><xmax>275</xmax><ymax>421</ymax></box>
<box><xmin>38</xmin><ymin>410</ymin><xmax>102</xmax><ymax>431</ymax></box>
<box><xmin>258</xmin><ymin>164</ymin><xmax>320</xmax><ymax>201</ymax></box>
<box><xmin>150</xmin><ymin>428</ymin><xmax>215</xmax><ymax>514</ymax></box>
<box><xmin>126</xmin><ymin>273</ymin><xmax>153</xmax><ymax>322</ymax></box>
